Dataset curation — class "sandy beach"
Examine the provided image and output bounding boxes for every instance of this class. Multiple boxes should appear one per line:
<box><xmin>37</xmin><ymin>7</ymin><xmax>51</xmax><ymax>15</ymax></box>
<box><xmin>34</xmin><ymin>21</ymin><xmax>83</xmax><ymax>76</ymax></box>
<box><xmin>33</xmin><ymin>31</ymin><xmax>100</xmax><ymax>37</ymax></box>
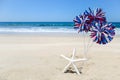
<box><xmin>0</xmin><ymin>33</ymin><xmax>119</xmax><ymax>80</ymax></box>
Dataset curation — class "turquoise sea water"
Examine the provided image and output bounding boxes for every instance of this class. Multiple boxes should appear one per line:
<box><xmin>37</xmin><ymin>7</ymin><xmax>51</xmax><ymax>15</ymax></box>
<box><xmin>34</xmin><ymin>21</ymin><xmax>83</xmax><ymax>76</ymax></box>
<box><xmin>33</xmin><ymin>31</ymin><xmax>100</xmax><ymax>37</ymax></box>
<box><xmin>0</xmin><ymin>22</ymin><xmax>119</xmax><ymax>34</ymax></box>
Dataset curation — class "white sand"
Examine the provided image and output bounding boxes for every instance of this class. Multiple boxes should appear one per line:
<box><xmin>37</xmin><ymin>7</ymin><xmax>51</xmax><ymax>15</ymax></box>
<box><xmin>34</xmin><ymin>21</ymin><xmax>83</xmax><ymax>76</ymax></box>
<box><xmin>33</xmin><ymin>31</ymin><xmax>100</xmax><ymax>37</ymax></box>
<box><xmin>0</xmin><ymin>33</ymin><xmax>120</xmax><ymax>80</ymax></box>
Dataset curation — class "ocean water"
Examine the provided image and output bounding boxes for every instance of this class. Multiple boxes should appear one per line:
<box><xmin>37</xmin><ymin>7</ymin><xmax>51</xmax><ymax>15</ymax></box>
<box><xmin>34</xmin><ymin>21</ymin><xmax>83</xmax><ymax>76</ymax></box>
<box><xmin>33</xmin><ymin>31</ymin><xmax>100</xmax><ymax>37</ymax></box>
<box><xmin>0</xmin><ymin>22</ymin><xmax>119</xmax><ymax>35</ymax></box>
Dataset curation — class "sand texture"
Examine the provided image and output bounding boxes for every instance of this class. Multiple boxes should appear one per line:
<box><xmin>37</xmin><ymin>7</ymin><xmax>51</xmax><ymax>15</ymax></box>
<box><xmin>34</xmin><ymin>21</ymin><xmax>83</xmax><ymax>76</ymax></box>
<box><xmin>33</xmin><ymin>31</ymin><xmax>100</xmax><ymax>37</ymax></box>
<box><xmin>0</xmin><ymin>33</ymin><xmax>120</xmax><ymax>80</ymax></box>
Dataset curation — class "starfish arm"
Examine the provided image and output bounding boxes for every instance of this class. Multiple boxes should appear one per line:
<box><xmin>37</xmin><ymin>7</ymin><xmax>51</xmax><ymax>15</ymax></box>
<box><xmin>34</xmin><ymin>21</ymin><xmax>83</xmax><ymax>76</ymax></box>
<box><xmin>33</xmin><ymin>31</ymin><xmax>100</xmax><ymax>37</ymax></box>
<box><xmin>73</xmin><ymin>58</ymin><xmax>87</xmax><ymax>62</ymax></box>
<box><xmin>72</xmin><ymin>63</ymin><xmax>80</xmax><ymax>75</ymax></box>
<box><xmin>63</xmin><ymin>62</ymin><xmax>71</xmax><ymax>73</ymax></box>
<box><xmin>61</xmin><ymin>55</ymin><xmax>71</xmax><ymax>61</ymax></box>
<box><xmin>72</xmin><ymin>48</ymin><xmax>76</xmax><ymax>59</ymax></box>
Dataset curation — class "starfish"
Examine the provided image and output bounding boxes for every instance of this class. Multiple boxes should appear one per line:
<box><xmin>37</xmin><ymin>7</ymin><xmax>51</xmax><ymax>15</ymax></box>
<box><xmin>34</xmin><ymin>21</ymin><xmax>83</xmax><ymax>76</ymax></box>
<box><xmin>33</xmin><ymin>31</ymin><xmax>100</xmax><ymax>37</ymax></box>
<box><xmin>61</xmin><ymin>48</ymin><xmax>87</xmax><ymax>75</ymax></box>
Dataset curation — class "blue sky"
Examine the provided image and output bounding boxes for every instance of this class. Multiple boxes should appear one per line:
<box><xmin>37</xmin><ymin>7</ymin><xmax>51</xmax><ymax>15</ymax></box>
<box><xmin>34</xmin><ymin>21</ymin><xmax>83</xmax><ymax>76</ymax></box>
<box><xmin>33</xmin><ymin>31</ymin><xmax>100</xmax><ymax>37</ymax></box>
<box><xmin>0</xmin><ymin>0</ymin><xmax>120</xmax><ymax>22</ymax></box>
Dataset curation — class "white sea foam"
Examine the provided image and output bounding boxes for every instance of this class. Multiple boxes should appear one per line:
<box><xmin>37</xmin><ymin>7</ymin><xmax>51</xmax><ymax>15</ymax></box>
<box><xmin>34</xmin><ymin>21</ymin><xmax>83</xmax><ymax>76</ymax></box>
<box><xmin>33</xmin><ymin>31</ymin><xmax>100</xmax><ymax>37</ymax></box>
<box><xmin>0</xmin><ymin>27</ymin><xmax>119</xmax><ymax>35</ymax></box>
<box><xmin>115</xmin><ymin>28</ymin><xmax>120</xmax><ymax>35</ymax></box>
<box><xmin>0</xmin><ymin>27</ymin><xmax>77</xmax><ymax>33</ymax></box>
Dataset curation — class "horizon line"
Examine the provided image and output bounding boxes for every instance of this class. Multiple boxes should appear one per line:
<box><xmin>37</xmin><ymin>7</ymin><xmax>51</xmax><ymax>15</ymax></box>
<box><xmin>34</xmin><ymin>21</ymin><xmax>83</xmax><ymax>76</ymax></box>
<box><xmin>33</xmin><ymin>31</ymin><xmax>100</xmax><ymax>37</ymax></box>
<box><xmin>0</xmin><ymin>21</ymin><xmax>119</xmax><ymax>23</ymax></box>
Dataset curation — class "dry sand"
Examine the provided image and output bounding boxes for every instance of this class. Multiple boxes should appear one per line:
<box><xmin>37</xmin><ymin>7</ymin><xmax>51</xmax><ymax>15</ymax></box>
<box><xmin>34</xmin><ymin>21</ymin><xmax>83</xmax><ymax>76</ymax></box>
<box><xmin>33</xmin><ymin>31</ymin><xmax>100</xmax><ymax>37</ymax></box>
<box><xmin>0</xmin><ymin>33</ymin><xmax>120</xmax><ymax>80</ymax></box>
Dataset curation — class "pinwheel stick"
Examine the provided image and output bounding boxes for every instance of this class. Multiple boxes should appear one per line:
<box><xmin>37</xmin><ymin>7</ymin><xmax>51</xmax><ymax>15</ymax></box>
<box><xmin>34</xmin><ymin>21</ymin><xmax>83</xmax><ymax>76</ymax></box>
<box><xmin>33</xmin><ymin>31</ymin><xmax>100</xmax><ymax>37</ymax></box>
<box><xmin>83</xmin><ymin>31</ymin><xmax>93</xmax><ymax>58</ymax></box>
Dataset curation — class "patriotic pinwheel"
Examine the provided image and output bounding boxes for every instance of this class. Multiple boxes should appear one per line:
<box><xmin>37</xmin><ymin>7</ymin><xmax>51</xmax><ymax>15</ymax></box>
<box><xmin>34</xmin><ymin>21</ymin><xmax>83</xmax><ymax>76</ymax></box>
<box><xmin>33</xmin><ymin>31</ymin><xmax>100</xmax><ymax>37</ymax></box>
<box><xmin>73</xmin><ymin>8</ymin><xmax>115</xmax><ymax>45</ymax></box>
<box><xmin>84</xmin><ymin>8</ymin><xmax>106</xmax><ymax>24</ymax></box>
<box><xmin>90</xmin><ymin>23</ymin><xmax>115</xmax><ymax>44</ymax></box>
<box><xmin>73</xmin><ymin>14</ymin><xmax>91</xmax><ymax>32</ymax></box>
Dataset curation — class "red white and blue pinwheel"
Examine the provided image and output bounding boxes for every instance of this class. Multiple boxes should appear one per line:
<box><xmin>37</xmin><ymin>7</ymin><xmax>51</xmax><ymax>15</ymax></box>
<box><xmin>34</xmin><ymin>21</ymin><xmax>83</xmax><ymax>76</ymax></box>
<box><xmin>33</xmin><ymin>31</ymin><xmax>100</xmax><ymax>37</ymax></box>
<box><xmin>73</xmin><ymin>14</ymin><xmax>91</xmax><ymax>32</ymax></box>
<box><xmin>84</xmin><ymin>8</ymin><xmax>106</xmax><ymax>24</ymax></box>
<box><xmin>73</xmin><ymin>8</ymin><xmax>115</xmax><ymax>45</ymax></box>
<box><xmin>90</xmin><ymin>23</ymin><xmax>115</xmax><ymax>44</ymax></box>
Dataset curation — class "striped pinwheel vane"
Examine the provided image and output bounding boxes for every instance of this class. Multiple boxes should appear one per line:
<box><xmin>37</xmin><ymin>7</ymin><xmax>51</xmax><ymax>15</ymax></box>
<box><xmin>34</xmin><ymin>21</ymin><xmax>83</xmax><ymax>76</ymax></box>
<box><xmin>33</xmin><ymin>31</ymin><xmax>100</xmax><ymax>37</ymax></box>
<box><xmin>73</xmin><ymin>8</ymin><xmax>115</xmax><ymax>45</ymax></box>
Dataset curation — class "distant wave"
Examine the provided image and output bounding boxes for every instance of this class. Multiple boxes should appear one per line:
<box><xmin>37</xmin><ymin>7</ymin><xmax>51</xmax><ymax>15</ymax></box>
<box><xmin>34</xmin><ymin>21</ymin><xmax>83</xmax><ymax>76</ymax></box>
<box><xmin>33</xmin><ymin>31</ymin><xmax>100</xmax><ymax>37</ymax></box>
<box><xmin>0</xmin><ymin>22</ymin><xmax>74</xmax><ymax>27</ymax></box>
<box><xmin>0</xmin><ymin>27</ymin><xmax>77</xmax><ymax>33</ymax></box>
<box><xmin>0</xmin><ymin>27</ymin><xmax>119</xmax><ymax>35</ymax></box>
<box><xmin>0</xmin><ymin>22</ymin><xmax>119</xmax><ymax>35</ymax></box>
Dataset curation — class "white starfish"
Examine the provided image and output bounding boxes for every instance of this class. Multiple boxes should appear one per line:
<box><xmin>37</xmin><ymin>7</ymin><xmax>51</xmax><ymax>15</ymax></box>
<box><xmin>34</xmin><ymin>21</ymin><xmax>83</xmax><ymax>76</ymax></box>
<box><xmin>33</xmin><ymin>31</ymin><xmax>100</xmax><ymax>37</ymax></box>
<box><xmin>61</xmin><ymin>48</ymin><xmax>87</xmax><ymax>75</ymax></box>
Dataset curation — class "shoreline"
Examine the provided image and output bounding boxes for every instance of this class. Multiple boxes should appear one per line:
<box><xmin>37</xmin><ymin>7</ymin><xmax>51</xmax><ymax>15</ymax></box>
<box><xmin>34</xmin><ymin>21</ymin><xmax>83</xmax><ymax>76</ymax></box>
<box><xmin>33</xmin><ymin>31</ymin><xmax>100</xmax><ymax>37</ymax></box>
<box><xmin>0</xmin><ymin>32</ymin><xmax>119</xmax><ymax>36</ymax></box>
